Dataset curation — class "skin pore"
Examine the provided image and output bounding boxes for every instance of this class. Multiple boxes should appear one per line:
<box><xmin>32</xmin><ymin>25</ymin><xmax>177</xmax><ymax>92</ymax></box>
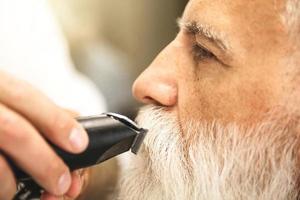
<box><xmin>120</xmin><ymin>0</ymin><xmax>300</xmax><ymax>199</ymax></box>
<box><xmin>133</xmin><ymin>0</ymin><xmax>292</xmax><ymax>129</ymax></box>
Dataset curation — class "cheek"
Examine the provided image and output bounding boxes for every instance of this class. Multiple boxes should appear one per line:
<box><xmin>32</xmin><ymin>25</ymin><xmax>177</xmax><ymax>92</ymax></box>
<box><xmin>177</xmin><ymin>73</ymin><xmax>276</xmax><ymax>126</ymax></box>
<box><xmin>234</xmin><ymin>82</ymin><xmax>274</xmax><ymax>123</ymax></box>
<box><xmin>237</xmin><ymin>82</ymin><xmax>270</xmax><ymax>112</ymax></box>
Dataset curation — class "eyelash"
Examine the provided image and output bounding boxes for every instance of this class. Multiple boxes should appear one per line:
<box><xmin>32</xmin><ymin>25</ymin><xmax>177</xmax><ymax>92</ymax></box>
<box><xmin>192</xmin><ymin>44</ymin><xmax>215</xmax><ymax>61</ymax></box>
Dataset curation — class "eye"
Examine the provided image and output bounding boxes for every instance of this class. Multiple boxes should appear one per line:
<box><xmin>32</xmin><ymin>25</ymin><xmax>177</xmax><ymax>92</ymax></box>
<box><xmin>192</xmin><ymin>44</ymin><xmax>216</xmax><ymax>61</ymax></box>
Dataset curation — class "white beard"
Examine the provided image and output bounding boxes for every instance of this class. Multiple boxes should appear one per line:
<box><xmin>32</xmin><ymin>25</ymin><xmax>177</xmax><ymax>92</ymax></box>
<box><xmin>116</xmin><ymin>105</ymin><xmax>300</xmax><ymax>200</ymax></box>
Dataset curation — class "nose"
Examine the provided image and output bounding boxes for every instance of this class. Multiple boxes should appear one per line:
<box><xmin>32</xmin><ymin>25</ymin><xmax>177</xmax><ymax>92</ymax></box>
<box><xmin>132</xmin><ymin>44</ymin><xmax>178</xmax><ymax>107</ymax></box>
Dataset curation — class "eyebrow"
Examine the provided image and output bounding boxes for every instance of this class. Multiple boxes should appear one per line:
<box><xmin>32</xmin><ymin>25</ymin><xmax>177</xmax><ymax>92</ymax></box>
<box><xmin>177</xmin><ymin>18</ymin><xmax>229</xmax><ymax>52</ymax></box>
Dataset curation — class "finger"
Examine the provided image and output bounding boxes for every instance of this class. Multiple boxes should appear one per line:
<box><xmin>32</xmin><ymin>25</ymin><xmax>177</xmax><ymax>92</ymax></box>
<box><xmin>0</xmin><ymin>71</ymin><xmax>88</xmax><ymax>153</ymax></box>
<box><xmin>78</xmin><ymin>168</ymin><xmax>90</xmax><ymax>195</ymax></box>
<box><xmin>65</xmin><ymin>171</ymin><xmax>83</xmax><ymax>199</ymax></box>
<box><xmin>0</xmin><ymin>104</ymin><xmax>71</xmax><ymax>195</ymax></box>
<box><xmin>42</xmin><ymin>169</ymin><xmax>90</xmax><ymax>200</ymax></box>
<box><xmin>40</xmin><ymin>193</ymin><xmax>63</xmax><ymax>200</ymax></box>
<box><xmin>0</xmin><ymin>155</ymin><xmax>17</xmax><ymax>200</ymax></box>
<box><xmin>63</xmin><ymin>109</ymin><xmax>79</xmax><ymax>118</ymax></box>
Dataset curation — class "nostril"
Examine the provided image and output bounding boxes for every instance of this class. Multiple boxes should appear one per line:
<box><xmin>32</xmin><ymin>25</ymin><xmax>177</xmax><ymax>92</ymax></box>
<box><xmin>143</xmin><ymin>96</ymin><xmax>164</xmax><ymax>106</ymax></box>
<box><xmin>143</xmin><ymin>96</ymin><xmax>156</xmax><ymax>104</ymax></box>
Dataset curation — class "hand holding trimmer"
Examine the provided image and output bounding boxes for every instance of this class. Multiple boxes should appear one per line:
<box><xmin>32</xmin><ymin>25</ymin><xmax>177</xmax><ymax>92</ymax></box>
<box><xmin>8</xmin><ymin>113</ymin><xmax>147</xmax><ymax>200</ymax></box>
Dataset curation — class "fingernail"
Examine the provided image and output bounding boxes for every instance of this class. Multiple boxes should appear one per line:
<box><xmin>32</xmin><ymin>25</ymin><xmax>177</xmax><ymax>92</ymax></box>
<box><xmin>69</xmin><ymin>125</ymin><xmax>89</xmax><ymax>152</ymax></box>
<box><xmin>58</xmin><ymin>171</ymin><xmax>71</xmax><ymax>195</ymax></box>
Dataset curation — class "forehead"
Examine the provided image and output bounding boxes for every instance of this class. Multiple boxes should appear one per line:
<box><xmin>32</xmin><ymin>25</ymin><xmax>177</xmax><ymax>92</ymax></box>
<box><xmin>182</xmin><ymin>0</ymin><xmax>287</xmax><ymax>60</ymax></box>
<box><xmin>184</xmin><ymin>0</ymin><xmax>285</xmax><ymax>22</ymax></box>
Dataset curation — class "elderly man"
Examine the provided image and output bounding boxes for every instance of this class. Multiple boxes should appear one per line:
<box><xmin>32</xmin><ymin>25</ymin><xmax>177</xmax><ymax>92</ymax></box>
<box><xmin>115</xmin><ymin>0</ymin><xmax>300</xmax><ymax>199</ymax></box>
<box><xmin>1</xmin><ymin>0</ymin><xmax>300</xmax><ymax>199</ymax></box>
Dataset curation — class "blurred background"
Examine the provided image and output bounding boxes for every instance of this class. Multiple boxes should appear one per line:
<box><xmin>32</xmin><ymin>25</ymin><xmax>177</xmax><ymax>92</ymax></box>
<box><xmin>49</xmin><ymin>0</ymin><xmax>187</xmax><ymax>117</ymax></box>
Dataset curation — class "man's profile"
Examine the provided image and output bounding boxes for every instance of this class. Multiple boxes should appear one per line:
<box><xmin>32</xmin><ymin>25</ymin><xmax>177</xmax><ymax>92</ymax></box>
<box><xmin>114</xmin><ymin>0</ymin><xmax>300</xmax><ymax>199</ymax></box>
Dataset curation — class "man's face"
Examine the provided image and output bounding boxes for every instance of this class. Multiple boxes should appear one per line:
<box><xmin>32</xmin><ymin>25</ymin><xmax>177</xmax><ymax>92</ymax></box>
<box><xmin>117</xmin><ymin>0</ymin><xmax>300</xmax><ymax>199</ymax></box>
<box><xmin>133</xmin><ymin>0</ymin><xmax>290</xmax><ymax>126</ymax></box>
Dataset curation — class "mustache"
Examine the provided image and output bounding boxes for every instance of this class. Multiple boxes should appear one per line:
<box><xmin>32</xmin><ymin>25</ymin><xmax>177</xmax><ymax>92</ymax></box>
<box><xmin>135</xmin><ymin>105</ymin><xmax>300</xmax><ymax>167</ymax></box>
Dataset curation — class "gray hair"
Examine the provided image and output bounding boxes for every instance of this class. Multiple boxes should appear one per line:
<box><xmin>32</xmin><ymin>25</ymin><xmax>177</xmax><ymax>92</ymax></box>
<box><xmin>283</xmin><ymin>0</ymin><xmax>300</xmax><ymax>36</ymax></box>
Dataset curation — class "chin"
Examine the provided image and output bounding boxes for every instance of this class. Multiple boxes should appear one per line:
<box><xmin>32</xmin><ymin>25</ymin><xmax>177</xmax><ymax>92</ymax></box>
<box><xmin>115</xmin><ymin>105</ymin><xmax>300</xmax><ymax>200</ymax></box>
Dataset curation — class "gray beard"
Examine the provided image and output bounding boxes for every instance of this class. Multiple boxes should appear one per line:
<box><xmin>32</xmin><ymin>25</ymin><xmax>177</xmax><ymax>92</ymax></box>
<box><xmin>115</xmin><ymin>106</ymin><xmax>300</xmax><ymax>200</ymax></box>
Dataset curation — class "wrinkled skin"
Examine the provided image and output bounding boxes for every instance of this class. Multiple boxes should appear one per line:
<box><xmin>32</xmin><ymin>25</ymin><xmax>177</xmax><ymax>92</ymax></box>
<box><xmin>133</xmin><ymin>0</ymin><xmax>293</xmax><ymax>130</ymax></box>
<box><xmin>81</xmin><ymin>0</ymin><xmax>299</xmax><ymax>198</ymax></box>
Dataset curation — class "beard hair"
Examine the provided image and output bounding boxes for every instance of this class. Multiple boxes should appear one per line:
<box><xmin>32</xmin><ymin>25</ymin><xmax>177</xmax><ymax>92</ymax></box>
<box><xmin>115</xmin><ymin>105</ymin><xmax>300</xmax><ymax>200</ymax></box>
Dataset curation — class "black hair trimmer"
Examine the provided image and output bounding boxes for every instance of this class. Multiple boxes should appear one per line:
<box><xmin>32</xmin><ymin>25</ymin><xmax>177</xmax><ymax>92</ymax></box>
<box><xmin>10</xmin><ymin>113</ymin><xmax>147</xmax><ymax>200</ymax></box>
